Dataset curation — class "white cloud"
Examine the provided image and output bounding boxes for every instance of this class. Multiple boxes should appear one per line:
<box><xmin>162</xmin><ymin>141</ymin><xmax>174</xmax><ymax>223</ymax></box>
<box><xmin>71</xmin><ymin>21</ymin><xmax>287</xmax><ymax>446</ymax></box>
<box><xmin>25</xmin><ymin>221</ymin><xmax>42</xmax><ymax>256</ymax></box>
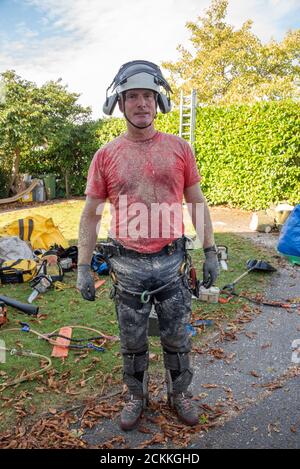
<box><xmin>268</xmin><ymin>0</ymin><xmax>299</xmax><ymax>16</ymax></box>
<box><xmin>227</xmin><ymin>0</ymin><xmax>300</xmax><ymax>41</ymax></box>
<box><xmin>1</xmin><ymin>0</ymin><xmax>299</xmax><ymax>118</ymax></box>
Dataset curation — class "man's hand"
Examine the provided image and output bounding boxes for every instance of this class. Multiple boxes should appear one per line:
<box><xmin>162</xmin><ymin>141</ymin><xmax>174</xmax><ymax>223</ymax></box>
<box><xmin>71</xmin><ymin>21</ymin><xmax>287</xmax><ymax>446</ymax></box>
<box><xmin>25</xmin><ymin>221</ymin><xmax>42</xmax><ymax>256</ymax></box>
<box><xmin>203</xmin><ymin>250</ymin><xmax>219</xmax><ymax>288</ymax></box>
<box><xmin>77</xmin><ymin>264</ymin><xmax>95</xmax><ymax>301</ymax></box>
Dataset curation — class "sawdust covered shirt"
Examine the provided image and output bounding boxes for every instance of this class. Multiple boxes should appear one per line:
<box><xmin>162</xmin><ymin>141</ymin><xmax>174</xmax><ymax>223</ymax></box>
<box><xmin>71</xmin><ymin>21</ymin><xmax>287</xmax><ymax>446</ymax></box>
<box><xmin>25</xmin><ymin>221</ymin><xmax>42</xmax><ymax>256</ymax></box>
<box><xmin>85</xmin><ymin>131</ymin><xmax>201</xmax><ymax>253</ymax></box>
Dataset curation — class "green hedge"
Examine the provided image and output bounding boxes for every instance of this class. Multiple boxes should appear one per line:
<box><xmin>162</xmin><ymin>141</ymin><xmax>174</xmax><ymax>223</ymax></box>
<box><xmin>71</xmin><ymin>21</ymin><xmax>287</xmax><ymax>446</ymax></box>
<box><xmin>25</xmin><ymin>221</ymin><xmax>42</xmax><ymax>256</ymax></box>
<box><xmin>149</xmin><ymin>101</ymin><xmax>300</xmax><ymax>209</ymax></box>
<box><xmin>194</xmin><ymin>100</ymin><xmax>300</xmax><ymax>209</ymax></box>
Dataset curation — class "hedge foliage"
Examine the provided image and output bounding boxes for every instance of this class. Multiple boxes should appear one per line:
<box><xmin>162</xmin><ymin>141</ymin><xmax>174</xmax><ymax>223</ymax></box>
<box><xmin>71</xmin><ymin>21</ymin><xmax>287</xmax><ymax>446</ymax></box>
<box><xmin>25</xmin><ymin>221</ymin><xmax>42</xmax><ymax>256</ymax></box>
<box><xmin>13</xmin><ymin>100</ymin><xmax>299</xmax><ymax>209</ymax></box>
<box><xmin>193</xmin><ymin>100</ymin><xmax>300</xmax><ymax>209</ymax></box>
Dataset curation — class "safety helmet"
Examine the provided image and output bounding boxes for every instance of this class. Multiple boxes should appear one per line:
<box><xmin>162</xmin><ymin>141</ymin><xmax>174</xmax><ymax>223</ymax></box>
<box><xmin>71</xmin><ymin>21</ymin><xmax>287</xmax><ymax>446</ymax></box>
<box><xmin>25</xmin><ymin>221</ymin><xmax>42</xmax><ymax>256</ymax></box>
<box><xmin>103</xmin><ymin>60</ymin><xmax>172</xmax><ymax>115</ymax></box>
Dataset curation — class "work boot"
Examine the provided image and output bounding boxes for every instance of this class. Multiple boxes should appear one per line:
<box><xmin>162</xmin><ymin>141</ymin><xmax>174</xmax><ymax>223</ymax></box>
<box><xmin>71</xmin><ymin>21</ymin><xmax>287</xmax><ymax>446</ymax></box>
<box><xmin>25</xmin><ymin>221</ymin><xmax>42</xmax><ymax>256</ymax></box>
<box><xmin>120</xmin><ymin>395</ymin><xmax>144</xmax><ymax>431</ymax></box>
<box><xmin>172</xmin><ymin>392</ymin><xmax>199</xmax><ymax>426</ymax></box>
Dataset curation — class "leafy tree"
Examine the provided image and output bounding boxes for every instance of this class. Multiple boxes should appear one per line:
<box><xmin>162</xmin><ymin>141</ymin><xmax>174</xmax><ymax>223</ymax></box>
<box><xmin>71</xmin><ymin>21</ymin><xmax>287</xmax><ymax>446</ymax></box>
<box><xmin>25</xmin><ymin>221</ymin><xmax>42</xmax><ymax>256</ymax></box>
<box><xmin>41</xmin><ymin>121</ymin><xmax>99</xmax><ymax>197</ymax></box>
<box><xmin>0</xmin><ymin>70</ymin><xmax>91</xmax><ymax>194</ymax></box>
<box><xmin>162</xmin><ymin>0</ymin><xmax>300</xmax><ymax>105</ymax></box>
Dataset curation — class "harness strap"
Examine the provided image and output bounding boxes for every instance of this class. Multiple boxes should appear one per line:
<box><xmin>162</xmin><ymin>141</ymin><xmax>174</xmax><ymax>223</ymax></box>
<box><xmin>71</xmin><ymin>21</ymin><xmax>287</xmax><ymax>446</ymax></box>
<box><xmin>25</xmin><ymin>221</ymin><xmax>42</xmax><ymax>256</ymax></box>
<box><xmin>18</xmin><ymin>219</ymin><xmax>24</xmax><ymax>240</ymax></box>
<box><xmin>28</xmin><ymin>219</ymin><xmax>34</xmax><ymax>241</ymax></box>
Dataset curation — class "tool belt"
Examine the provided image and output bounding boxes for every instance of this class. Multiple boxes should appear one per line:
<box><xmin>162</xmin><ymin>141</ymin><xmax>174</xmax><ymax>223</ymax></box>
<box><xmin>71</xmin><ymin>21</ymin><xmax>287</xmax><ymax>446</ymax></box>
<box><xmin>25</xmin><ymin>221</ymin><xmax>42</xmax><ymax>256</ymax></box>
<box><xmin>100</xmin><ymin>237</ymin><xmax>189</xmax><ymax>308</ymax></box>
<box><xmin>98</xmin><ymin>236</ymin><xmax>186</xmax><ymax>259</ymax></box>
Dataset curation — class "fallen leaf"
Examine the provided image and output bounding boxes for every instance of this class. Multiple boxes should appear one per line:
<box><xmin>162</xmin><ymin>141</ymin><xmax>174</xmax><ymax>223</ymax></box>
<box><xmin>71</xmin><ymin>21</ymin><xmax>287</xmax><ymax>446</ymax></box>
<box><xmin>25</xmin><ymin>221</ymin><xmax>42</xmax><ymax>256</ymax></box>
<box><xmin>261</xmin><ymin>343</ymin><xmax>272</xmax><ymax>349</ymax></box>
<box><xmin>250</xmin><ymin>370</ymin><xmax>261</xmax><ymax>378</ymax></box>
<box><xmin>197</xmin><ymin>393</ymin><xmax>208</xmax><ymax>399</ymax></box>
<box><xmin>137</xmin><ymin>433</ymin><xmax>166</xmax><ymax>449</ymax></box>
<box><xmin>92</xmin><ymin>357</ymin><xmax>101</xmax><ymax>363</ymax></box>
<box><xmin>202</xmin><ymin>383</ymin><xmax>219</xmax><ymax>389</ymax></box>
<box><xmin>244</xmin><ymin>332</ymin><xmax>257</xmax><ymax>339</ymax></box>
<box><xmin>70</xmin><ymin>429</ymin><xmax>84</xmax><ymax>438</ymax></box>
<box><xmin>267</xmin><ymin>422</ymin><xmax>280</xmax><ymax>435</ymax></box>
<box><xmin>138</xmin><ymin>426</ymin><xmax>153</xmax><ymax>434</ymax></box>
<box><xmin>208</xmin><ymin>348</ymin><xmax>226</xmax><ymax>359</ymax></box>
<box><xmin>149</xmin><ymin>353</ymin><xmax>160</xmax><ymax>361</ymax></box>
<box><xmin>28</xmin><ymin>403</ymin><xmax>36</xmax><ymax>415</ymax></box>
<box><xmin>262</xmin><ymin>382</ymin><xmax>283</xmax><ymax>391</ymax></box>
<box><xmin>48</xmin><ymin>408</ymin><xmax>57</xmax><ymax>415</ymax></box>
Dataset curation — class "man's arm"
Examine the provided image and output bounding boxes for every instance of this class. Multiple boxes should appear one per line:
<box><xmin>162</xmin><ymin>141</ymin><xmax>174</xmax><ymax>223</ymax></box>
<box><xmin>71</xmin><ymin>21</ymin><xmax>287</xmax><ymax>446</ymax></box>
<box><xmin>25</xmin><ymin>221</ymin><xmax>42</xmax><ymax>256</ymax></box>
<box><xmin>184</xmin><ymin>183</ymin><xmax>215</xmax><ymax>249</ymax></box>
<box><xmin>77</xmin><ymin>196</ymin><xmax>105</xmax><ymax>300</ymax></box>
<box><xmin>78</xmin><ymin>195</ymin><xmax>106</xmax><ymax>265</ymax></box>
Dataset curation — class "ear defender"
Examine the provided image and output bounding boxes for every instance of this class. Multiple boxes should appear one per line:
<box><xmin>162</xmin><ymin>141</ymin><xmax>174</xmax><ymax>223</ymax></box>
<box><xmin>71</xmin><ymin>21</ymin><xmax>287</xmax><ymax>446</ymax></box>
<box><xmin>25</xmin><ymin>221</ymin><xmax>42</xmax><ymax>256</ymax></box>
<box><xmin>102</xmin><ymin>93</ymin><xmax>118</xmax><ymax>116</ymax></box>
<box><xmin>157</xmin><ymin>93</ymin><xmax>172</xmax><ymax>114</ymax></box>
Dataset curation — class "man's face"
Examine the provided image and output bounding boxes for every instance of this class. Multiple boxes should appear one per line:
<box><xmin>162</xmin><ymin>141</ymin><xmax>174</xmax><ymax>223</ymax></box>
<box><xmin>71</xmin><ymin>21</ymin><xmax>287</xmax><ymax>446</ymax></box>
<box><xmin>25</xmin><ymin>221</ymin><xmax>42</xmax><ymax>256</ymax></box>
<box><xmin>120</xmin><ymin>89</ymin><xmax>156</xmax><ymax>128</ymax></box>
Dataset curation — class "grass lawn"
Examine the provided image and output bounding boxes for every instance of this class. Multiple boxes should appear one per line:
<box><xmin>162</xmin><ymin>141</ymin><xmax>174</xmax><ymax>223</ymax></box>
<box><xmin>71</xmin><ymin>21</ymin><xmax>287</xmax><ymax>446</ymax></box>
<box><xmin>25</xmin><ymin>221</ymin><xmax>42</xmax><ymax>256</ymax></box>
<box><xmin>0</xmin><ymin>200</ymin><xmax>277</xmax><ymax>432</ymax></box>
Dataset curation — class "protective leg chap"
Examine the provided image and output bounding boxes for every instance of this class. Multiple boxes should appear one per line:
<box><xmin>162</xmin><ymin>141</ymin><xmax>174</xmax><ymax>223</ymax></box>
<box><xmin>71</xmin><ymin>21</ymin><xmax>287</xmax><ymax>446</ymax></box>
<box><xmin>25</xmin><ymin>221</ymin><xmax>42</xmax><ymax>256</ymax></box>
<box><xmin>163</xmin><ymin>351</ymin><xmax>193</xmax><ymax>405</ymax></box>
<box><xmin>123</xmin><ymin>351</ymin><xmax>149</xmax><ymax>407</ymax></box>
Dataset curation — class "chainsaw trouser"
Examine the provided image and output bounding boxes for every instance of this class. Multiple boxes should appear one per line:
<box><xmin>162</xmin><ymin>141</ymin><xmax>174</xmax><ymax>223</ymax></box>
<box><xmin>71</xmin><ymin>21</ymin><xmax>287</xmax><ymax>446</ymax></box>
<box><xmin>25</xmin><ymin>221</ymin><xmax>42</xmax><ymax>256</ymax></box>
<box><xmin>109</xmin><ymin>243</ymin><xmax>193</xmax><ymax>394</ymax></box>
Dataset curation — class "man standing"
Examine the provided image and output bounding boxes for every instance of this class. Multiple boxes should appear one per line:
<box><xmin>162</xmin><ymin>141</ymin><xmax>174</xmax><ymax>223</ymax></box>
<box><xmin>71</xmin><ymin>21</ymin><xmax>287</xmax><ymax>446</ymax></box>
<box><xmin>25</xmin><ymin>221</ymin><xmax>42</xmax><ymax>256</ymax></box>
<box><xmin>77</xmin><ymin>60</ymin><xmax>219</xmax><ymax>431</ymax></box>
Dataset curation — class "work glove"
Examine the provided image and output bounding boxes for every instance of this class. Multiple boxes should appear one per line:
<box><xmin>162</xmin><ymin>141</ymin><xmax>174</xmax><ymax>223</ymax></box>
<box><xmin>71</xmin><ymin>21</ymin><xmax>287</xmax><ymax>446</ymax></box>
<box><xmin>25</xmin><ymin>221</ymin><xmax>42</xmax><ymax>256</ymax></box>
<box><xmin>77</xmin><ymin>264</ymin><xmax>95</xmax><ymax>301</ymax></box>
<box><xmin>203</xmin><ymin>248</ymin><xmax>219</xmax><ymax>288</ymax></box>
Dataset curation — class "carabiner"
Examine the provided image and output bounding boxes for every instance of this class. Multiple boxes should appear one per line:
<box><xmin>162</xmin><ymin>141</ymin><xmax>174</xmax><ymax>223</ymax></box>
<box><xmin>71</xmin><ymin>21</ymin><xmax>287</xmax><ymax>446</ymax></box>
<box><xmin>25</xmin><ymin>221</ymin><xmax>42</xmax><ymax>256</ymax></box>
<box><xmin>141</xmin><ymin>290</ymin><xmax>151</xmax><ymax>304</ymax></box>
<box><xmin>179</xmin><ymin>261</ymin><xmax>187</xmax><ymax>274</ymax></box>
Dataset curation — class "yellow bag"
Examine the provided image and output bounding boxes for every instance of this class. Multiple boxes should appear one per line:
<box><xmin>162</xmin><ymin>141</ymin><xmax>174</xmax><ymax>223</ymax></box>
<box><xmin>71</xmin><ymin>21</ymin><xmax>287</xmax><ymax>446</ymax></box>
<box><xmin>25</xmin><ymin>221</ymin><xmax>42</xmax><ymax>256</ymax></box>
<box><xmin>0</xmin><ymin>215</ymin><xmax>68</xmax><ymax>250</ymax></box>
<box><xmin>0</xmin><ymin>259</ymin><xmax>37</xmax><ymax>284</ymax></box>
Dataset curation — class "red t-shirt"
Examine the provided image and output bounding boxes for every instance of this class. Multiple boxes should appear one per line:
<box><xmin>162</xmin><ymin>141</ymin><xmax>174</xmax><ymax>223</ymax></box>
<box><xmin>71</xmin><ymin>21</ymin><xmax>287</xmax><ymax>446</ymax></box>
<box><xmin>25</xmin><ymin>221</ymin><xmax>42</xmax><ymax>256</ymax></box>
<box><xmin>85</xmin><ymin>131</ymin><xmax>201</xmax><ymax>253</ymax></box>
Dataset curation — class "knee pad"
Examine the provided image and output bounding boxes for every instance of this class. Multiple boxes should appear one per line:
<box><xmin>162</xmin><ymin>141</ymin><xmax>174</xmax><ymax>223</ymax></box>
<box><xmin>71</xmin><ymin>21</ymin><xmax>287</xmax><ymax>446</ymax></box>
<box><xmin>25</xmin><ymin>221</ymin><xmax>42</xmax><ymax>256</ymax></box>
<box><xmin>163</xmin><ymin>350</ymin><xmax>191</xmax><ymax>372</ymax></box>
<box><xmin>123</xmin><ymin>351</ymin><xmax>149</xmax><ymax>376</ymax></box>
<box><xmin>163</xmin><ymin>351</ymin><xmax>193</xmax><ymax>394</ymax></box>
<box><xmin>122</xmin><ymin>352</ymin><xmax>149</xmax><ymax>399</ymax></box>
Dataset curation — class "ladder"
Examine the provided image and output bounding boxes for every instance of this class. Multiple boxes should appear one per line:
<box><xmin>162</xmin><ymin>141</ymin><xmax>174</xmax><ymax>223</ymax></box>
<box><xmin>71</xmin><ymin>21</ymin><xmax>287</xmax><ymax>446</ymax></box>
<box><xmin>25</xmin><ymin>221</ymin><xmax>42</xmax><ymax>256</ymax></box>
<box><xmin>179</xmin><ymin>89</ymin><xmax>197</xmax><ymax>148</ymax></box>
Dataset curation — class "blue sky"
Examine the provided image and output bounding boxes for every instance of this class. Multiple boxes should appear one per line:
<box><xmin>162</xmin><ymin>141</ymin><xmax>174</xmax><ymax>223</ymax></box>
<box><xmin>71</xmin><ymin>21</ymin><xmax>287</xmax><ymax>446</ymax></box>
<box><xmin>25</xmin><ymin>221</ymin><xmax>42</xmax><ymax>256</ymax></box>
<box><xmin>0</xmin><ymin>0</ymin><xmax>299</xmax><ymax>118</ymax></box>
<box><xmin>0</xmin><ymin>0</ymin><xmax>72</xmax><ymax>41</ymax></box>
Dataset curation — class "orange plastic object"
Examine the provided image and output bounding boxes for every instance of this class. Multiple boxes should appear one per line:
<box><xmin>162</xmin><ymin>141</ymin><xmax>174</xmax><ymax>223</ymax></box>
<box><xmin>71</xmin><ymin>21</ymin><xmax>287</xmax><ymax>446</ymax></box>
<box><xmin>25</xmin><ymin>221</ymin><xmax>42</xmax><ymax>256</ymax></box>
<box><xmin>51</xmin><ymin>326</ymin><xmax>72</xmax><ymax>358</ymax></box>
<box><xmin>95</xmin><ymin>279</ymin><xmax>106</xmax><ymax>290</ymax></box>
<box><xmin>218</xmin><ymin>295</ymin><xmax>233</xmax><ymax>304</ymax></box>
